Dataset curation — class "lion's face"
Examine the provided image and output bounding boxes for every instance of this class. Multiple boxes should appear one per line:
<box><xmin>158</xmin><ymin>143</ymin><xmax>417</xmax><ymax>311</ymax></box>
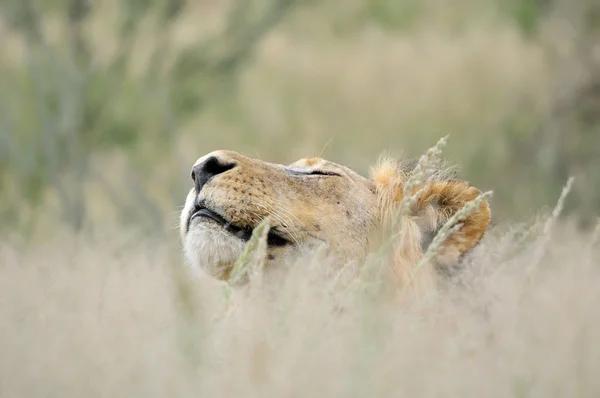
<box><xmin>180</xmin><ymin>150</ymin><xmax>378</xmax><ymax>280</ymax></box>
<box><xmin>181</xmin><ymin>149</ymin><xmax>492</xmax><ymax>289</ymax></box>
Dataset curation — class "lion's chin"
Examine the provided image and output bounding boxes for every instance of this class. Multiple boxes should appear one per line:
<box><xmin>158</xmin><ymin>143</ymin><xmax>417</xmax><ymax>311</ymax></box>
<box><xmin>184</xmin><ymin>220</ymin><xmax>245</xmax><ymax>280</ymax></box>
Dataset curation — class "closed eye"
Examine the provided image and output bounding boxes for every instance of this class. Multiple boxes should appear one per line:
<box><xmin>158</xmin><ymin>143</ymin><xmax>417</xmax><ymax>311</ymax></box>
<box><xmin>307</xmin><ymin>170</ymin><xmax>341</xmax><ymax>176</ymax></box>
<box><xmin>285</xmin><ymin>169</ymin><xmax>341</xmax><ymax>176</ymax></box>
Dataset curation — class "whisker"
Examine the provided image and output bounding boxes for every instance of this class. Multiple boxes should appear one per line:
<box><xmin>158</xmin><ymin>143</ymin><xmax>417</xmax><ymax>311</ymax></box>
<box><xmin>266</xmin><ymin>199</ymin><xmax>307</xmax><ymax>229</ymax></box>
<box><xmin>318</xmin><ymin>137</ymin><xmax>334</xmax><ymax>158</ymax></box>
<box><xmin>253</xmin><ymin>203</ymin><xmax>303</xmax><ymax>246</ymax></box>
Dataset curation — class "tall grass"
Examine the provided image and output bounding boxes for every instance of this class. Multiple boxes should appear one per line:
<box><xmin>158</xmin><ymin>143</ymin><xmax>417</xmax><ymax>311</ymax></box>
<box><xmin>1</xmin><ymin>1</ymin><xmax>599</xmax><ymax>396</ymax></box>
<box><xmin>1</xmin><ymin>140</ymin><xmax>597</xmax><ymax>397</ymax></box>
<box><xmin>1</xmin><ymin>208</ymin><xmax>599</xmax><ymax>397</ymax></box>
<box><xmin>0</xmin><ymin>0</ymin><xmax>599</xmax><ymax>236</ymax></box>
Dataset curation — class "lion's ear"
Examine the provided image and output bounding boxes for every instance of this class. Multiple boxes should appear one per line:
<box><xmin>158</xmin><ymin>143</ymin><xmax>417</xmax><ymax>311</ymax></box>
<box><xmin>411</xmin><ymin>180</ymin><xmax>491</xmax><ymax>274</ymax></box>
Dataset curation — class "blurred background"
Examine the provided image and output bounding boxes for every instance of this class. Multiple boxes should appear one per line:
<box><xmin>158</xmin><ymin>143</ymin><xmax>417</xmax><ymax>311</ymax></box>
<box><xmin>0</xmin><ymin>0</ymin><xmax>598</xmax><ymax>243</ymax></box>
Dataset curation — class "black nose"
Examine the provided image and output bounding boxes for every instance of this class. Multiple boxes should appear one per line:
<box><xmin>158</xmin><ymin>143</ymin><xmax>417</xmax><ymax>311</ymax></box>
<box><xmin>191</xmin><ymin>156</ymin><xmax>237</xmax><ymax>192</ymax></box>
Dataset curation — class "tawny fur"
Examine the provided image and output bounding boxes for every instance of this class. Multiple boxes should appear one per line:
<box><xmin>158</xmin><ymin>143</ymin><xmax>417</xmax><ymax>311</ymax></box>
<box><xmin>181</xmin><ymin>151</ymin><xmax>491</xmax><ymax>297</ymax></box>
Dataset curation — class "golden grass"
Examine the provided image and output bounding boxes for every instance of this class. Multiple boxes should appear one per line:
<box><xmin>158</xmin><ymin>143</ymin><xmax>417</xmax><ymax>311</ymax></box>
<box><xmin>1</xmin><ymin>0</ymin><xmax>583</xmax><ymax>229</ymax></box>
<box><xmin>228</xmin><ymin>25</ymin><xmax>552</xmax><ymax>160</ymax></box>
<box><xmin>63</xmin><ymin>19</ymin><xmax>560</xmax><ymax>228</ymax></box>
<box><xmin>1</xmin><ymin>212</ymin><xmax>600</xmax><ymax>397</ymax></box>
<box><xmin>1</xmin><ymin>2</ymin><xmax>598</xmax><ymax>395</ymax></box>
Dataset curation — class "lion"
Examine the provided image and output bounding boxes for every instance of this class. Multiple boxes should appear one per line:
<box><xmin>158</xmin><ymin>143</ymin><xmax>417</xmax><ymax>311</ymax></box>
<box><xmin>180</xmin><ymin>150</ymin><xmax>491</xmax><ymax>295</ymax></box>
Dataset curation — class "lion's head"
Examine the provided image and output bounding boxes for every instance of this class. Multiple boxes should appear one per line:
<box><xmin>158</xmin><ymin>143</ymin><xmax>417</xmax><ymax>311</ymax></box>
<box><xmin>180</xmin><ymin>150</ymin><xmax>491</xmax><ymax>290</ymax></box>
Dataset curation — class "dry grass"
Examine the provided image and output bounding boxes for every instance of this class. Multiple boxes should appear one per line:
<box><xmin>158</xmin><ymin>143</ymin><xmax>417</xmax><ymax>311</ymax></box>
<box><xmin>1</xmin><ymin>1</ymin><xmax>599</xmax><ymax>396</ymax></box>
<box><xmin>1</xmin><ymin>211</ymin><xmax>599</xmax><ymax>397</ymax></box>
<box><xmin>207</xmin><ymin>25</ymin><xmax>552</xmax><ymax>161</ymax></box>
<box><xmin>2</xmin><ymin>0</ymin><xmax>590</xmax><ymax>231</ymax></box>
<box><xmin>22</xmin><ymin>20</ymin><xmax>560</xmax><ymax>231</ymax></box>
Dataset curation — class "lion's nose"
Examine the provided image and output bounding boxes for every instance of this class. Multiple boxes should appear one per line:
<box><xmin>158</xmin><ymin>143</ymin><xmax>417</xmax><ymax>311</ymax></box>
<box><xmin>191</xmin><ymin>155</ymin><xmax>237</xmax><ymax>192</ymax></box>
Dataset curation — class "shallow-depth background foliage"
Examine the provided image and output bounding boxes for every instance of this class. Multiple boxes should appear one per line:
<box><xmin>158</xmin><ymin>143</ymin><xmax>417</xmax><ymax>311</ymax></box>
<box><xmin>0</xmin><ymin>0</ymin><xmax>599</xmax><ymax>237</ymax></box>
<box><xmin>1</xmin><ymin>1</ymin><xmax>600</xmax><ymax>397</ymax></box>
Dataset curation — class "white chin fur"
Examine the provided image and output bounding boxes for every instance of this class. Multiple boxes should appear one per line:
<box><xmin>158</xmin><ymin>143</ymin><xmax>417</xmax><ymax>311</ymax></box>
<box><xmin>184</xmin><ymin>220</ymin><xmax>245</xmax><ymax>279</ymax></box>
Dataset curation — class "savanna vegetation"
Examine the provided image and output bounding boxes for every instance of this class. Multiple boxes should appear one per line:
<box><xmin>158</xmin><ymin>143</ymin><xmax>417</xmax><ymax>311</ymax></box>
<box><xmin>1</xmin><ymin>0</ymin><xmax>599</xmax><ymax>397</ymax></box>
